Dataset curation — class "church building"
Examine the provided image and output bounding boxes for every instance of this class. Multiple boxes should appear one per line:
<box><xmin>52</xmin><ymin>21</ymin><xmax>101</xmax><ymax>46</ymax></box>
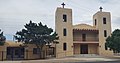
<box><xmin>55</xmin><ymin>3</ymin><xmax>113</xmax><ymax>58</ymax></box>
<box><xmin>0</xmin><ymin>3</ymin><xmax>115</xmax><ymax>60</ymax></box>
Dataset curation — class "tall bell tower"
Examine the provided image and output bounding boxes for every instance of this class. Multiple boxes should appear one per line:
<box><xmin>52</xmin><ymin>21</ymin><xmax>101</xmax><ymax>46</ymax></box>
<box><xmin>93</xmin><ymin>7</ymin><xmax>113</xmax><ymax>56</ymax></box>
<box><xmin>55</xmin><ymin>3</ymin><xmax>73</xmax><ymax>58</ymax></box>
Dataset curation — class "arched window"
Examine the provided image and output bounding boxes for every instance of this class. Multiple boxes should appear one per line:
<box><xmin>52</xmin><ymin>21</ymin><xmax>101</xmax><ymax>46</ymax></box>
<box><xmin>95</xmin><ymin>19</ymin><xmax>97</xmax><ymax>25</ymax></box>
<box><xmin>104</xmin><ymin>30</ymin><xmax>107</xmax><ymax>37</ymax></box>
<box><xmin>63</xmin><ymin>43</ymin><xmax>67</xmax><ymax>51</ymax></box>
<box><xmin>103</xmin><ymin>17</ymin><xmax>106</xmax><ymax>24</ymax></box>
<box><xmin>63</xmin><ymin>14</ymin><xmax>67</xmax><ymax>22</ymax></box>
<box><xmin>63</xmin><ymin>28</ymin><xmax>67</xmax><ymax>36</ymax></box>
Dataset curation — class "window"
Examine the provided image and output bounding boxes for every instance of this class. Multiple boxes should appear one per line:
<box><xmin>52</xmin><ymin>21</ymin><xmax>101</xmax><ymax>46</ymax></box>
<box><xmin>63</xmin><ymin>43</ymin><xmax>67</xmax><ymax>51</ymax></box>
<box><xmin>104</xmin><ymin>30</ymin><xmax>107</xmax><ymax>37</ymax></box>
<box><xmin>82</xmin><ymin>34</ymin><xmax>86</xmax><ymax>41</ymax></box>
<box><xmin>15</xmin><ymin>49</ymin><xmax>19</xmax><ymax>55</ymax></box>
<box><xmin>103</xmin><ymin>17</ymin><xmax>106</xmax><ymax>24</ymax></box>
<box><xmin>7</xmin><ymin>47</ymin><xmax>11</xmax><ymax>55</ymax></box>
<box><xmin>105</xmin><ymin>43</ymin><xmax>108</xmax><ymax>50</ymax></box>
<box><xmin>21</xmin><ymin>48</ymin><xmax>24</xmax><ymax>55</ymax></box>
<box><xmin>95</xmin><ymin>19</ymin><xmax>97</xmax><ymax>25</ymax></box>
<box><xmin>33</xmin><ymin>48</ymin><xmax>39</xmax><ymax>54</ymax></box>
<box><xmin>63</xmin><ymin>28</ymin><xmax>67</xmax><ymax>36</ymax></box>
<box><xmin>63</xmin><ymin>14</ymin><xmax>67</xmax><ymax>22</ymax></box>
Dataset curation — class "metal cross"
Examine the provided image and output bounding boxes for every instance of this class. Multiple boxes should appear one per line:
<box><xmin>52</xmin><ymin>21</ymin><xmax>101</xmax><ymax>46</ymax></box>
<box><xmin>61</xmin><ymin>2</ymin><xmax>65</xmax><ymax>8</ymax></box>
<box><xmin>99</xmin><ymin>7</ymin><xmax>103</xmax><ymax>11</ymax></box>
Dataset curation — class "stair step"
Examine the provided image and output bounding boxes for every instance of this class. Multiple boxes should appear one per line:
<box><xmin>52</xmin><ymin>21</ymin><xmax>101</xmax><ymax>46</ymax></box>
<box><xmin>74</xmin><ymin>54</ymin><xmax>103</xmax><ymax>58</ymax></box>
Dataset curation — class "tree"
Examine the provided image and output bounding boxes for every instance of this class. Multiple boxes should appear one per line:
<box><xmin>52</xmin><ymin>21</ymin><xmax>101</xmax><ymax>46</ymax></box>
<box><xmin>14</xmin><ymin>20</ymin><xmax>59</xmax><ymax>58</ymax></box>
<box><xmin>105</xmin><ymin>29</ymin><xmax>120</xmax><ymax>53</ymax></box>
<box><xmin>0</xmin><ymin>29</ymin><xmax>6</xmax><ymax>45</ymax></box>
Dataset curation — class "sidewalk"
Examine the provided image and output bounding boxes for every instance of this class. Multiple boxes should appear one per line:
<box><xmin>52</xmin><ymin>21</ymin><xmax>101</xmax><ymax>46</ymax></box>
<box><xmin>0</xmin><ymin>57</ymin><xmax>119</xmax><ymax>63</ymax></box>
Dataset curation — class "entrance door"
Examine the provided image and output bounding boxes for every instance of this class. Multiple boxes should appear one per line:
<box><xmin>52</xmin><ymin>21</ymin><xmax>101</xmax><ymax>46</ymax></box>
<box><xmin>80</xmin><ymin>44</ymin><xmax>88</xmax><ymax>54</ymax></box>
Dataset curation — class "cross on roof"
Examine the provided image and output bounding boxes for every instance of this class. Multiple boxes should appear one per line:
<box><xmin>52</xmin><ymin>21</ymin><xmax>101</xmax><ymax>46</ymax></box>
<box><xmin>99</xmin><ymin>7</ymin><xmax>103</xmax><ymax>11</ymax></box>
<box><xmin>61</xmin><ymin>2</ymin><xmax>65</xmax><ymax>8</ymax></box>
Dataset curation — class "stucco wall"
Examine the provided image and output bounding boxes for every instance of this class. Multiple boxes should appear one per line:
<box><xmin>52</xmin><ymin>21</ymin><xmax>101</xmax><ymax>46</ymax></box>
<box><xmin>88</xmin><ymin>44</ymin><xmax>98</xmax><ymax>54</ymax></box>
<box><xmin>93</xmin><ymin>11</ymin><xmax>113</xmax><ymax>56</ymax></box>
<box><xmin>0</xmin><ymin>46</ymin><xmax>6</xmax><ymax>60</ymax></box>
<box><xmin>74</xmin><ymin>44</ymin><xmax>98</xmax><ymax>54</ymax></box>
<box><xmin>55</xmin><ymin>7</ymin><xmax>73</xmax><ymax>58</ymax></box>
<box><xmin>24</xmin><ymin>44</ymin><xmax>46</xmax><ymax>59</ymax></box>
<box><xmin>74</xmin><ymin>44</ymin><xmax>80</xmax><ymax>54</ymax></box>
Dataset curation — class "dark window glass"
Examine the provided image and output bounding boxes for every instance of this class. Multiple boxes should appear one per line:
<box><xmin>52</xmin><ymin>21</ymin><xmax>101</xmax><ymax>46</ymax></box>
<box><xmin>95</xmin><ymin>19</ymin><xmax>97</xmax><ymax>25</ymax></box>
<box><xmin>21</xmin><ymin>48</ymin><xmax>24</xmax><ymax>55</ymax></box>
<box><xmin>105</xmin><ymin>43</ymin><xmax>108</xmax><ymax>50</ymax></box>
<box><xmin>63</xmin><ymin>43</ymin><xmax>67</xmax><ymax>51</ymax></box>
<box><xmin>15</xmin><ymin>49</ymin><xmax>19</xmax><ymax>55</ymax></box>
<box><xmin>103</xmin><ymin>17</ymin><xmax>106</xmax><ymax>24</ymax></box>
<box><xmin>33</xmin><ymin>48</ymin><xmax>39</xmax><ymax>54</ymax></box>
<box><xmin>63</xmin><ymin>28</ymin><xmax>67</xmax><ymax>36</ymax></box>
<box><xmin>63</xmin><ymin>14</ymin><xmax>67</xmax><ymax>22</ymax></box>
<box><xmin>104</xmin><ymin>30</ymin><xmax>107</xmax><ymax>37</ymax></box>
<box><xmin>82</xmin><ymin>34</ymin><xmax>86</xmax><ymax>41</ymax></box>
<box><xmin>7</xmin><ymin>47</ymin><xmax>11</xmax><ymax>55</ymax></box>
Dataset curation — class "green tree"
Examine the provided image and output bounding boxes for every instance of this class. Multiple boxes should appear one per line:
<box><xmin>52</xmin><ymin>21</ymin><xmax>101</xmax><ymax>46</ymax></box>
<box><xmin>14</xmin><ymin>21</ymin><xmax>59</xmax><ymax>58</ymax></box>
<box><xmin>0</xmin><ymin>29</ymin><xmax>6</xmax><ymax>45</ymax></box>
<box><xmin>105</xmin><ymin>29</ymin><xmax>120</xmax><ymax>53</ymax></box>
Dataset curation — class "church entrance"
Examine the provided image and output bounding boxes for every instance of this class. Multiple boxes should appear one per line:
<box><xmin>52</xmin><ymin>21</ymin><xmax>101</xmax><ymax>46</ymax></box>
<box><xmin>80</xmin><ymin>44</ymin><xmax>88</xmax><ymax>54</ymax></box>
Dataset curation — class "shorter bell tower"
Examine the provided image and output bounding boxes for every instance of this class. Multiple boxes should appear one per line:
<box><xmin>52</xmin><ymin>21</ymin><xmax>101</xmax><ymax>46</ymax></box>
<box><xmin>93</xmin><ymin>7</ymin><xmax>113</xmax><ymax>56</ymax></box>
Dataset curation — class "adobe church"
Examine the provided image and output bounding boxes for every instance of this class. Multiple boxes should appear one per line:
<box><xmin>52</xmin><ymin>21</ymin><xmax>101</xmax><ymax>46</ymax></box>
<box><xmin>55</xmin><ymin>3</ymin><xmax>113</xmax><ymax>58</ymax></box>
<box><xmin>0</xmin><ymin>3</ymin><xmax>115</xmax><ymax>60</ymax></box>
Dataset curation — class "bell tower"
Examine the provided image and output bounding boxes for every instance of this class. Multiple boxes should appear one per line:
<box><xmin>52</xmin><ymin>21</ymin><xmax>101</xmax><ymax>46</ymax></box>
<box><xmin>93</xmin><ymin>7</ymin><xmax>113</xmax><ymax>56</ymax></box>
<box><xmin>55</xmin><ymin>3</ymin><xmax>73</xmax><ymax>58</ymax></box>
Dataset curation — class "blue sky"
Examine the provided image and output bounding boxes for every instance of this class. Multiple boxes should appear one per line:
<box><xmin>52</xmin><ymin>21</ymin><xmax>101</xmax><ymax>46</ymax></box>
<box><xmin>0</xmin><ymin>0</ymin><xmax>120</xmax><ymax>40</ymax></box>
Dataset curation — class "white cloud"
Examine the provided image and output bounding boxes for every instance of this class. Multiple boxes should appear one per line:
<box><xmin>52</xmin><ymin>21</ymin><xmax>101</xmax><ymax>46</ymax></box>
<box><xmin>0</xmin><ymin>0</ymin><xmax>120</xmax><ymax>40</ymax></box>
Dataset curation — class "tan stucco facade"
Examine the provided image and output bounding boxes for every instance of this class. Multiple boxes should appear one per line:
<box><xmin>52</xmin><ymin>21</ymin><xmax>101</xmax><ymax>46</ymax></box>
<box><xmin>0</xmin><ymin>46</ymin><xmax>6</xmax><ymax>60</ymax></box>
<box><xmin>93</xmin><ymin>11</ymin><xmax>113</xmax><ymax>56</ymax></box>
<box><xmin>73</xmin><ymin>44</ymin><xmax>98</xmax><ymax>54</ymax></box>
<box><xmin>0</xmin><ymin>41</ymin><xmax>47</xmax><ymax>60</ymax></box>
<box><xmin>0</xmin><ymin>41</ymin><xmax>21</xmax><ymax>60</ymax></box>
<box><xmin>55</xmin><ymin>8</ymin><xmax>73</xmax><ymax>58</ymax></box>
<box><xmin>88</xmin><ymin>44</ymin><xmax>98</xmax><ymax>54</ymax></box>
<box><xmin>55</xmin><ymin>7</ymin><xmax>113</xmax><ymax>58</ymax></box>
